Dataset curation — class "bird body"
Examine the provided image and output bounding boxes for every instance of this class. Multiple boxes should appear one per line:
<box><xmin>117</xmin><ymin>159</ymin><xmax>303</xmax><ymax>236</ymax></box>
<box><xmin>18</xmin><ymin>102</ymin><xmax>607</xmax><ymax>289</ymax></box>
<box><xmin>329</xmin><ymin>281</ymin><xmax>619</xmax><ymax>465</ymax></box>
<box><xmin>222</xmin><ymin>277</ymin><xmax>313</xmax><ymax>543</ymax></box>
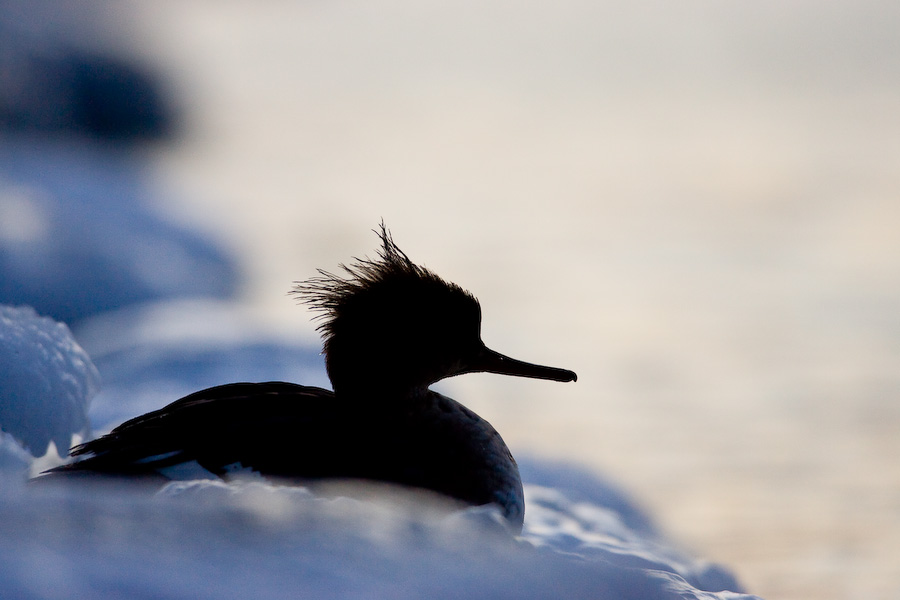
<box><xmin>44</xmin><ymin>225</ymin><xmax>576</xmax><ymax>531</ymax></box>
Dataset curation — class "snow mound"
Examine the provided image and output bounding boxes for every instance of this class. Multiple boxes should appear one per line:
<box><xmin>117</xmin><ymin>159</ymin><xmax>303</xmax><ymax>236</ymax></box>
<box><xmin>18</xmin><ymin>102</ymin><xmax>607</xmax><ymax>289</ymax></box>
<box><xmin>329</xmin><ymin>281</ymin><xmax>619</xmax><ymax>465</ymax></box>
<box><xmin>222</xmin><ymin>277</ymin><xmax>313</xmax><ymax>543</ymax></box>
<box><xmin>0</xmin><ymin>302</ymin><xmax>761</xmax><ymax>599</ymax></box>
<box><xmin>0</xmin><ymin>305</ymin><xmax>99</xmax><ymax>457</ymax></box>
<box><xmin>1</xmin><ymin>477</ymin><xmax>760</xmax><ymax>600</ymax></box>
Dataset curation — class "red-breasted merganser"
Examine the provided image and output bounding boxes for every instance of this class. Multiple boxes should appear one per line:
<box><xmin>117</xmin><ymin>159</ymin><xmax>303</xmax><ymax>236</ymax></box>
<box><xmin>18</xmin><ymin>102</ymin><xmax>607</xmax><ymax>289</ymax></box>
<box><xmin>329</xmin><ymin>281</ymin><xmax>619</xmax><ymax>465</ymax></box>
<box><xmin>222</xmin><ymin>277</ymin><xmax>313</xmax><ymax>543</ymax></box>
<box><xmin>44</xmin><ymin>225</ymin><xmax>577</xmax><ymax>531</ymax></box>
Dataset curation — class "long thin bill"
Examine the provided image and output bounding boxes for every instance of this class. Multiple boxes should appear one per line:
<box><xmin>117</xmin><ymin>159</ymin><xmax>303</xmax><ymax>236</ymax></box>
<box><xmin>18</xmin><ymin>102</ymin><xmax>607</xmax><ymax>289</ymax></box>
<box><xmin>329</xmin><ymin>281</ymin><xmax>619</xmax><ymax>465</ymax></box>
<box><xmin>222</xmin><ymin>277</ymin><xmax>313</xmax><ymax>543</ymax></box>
<box><xmin>464</xmin><ymin>346</ymin><xmax>577</xmax><ymax>383</ymax></box>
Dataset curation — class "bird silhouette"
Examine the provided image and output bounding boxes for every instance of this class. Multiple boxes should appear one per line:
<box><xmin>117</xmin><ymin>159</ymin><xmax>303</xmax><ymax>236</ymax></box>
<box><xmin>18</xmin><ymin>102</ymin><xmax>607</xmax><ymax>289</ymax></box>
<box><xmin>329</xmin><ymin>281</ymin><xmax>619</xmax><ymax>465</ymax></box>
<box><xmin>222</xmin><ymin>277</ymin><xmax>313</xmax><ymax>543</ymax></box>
<box><xmin>43</xmin><ymin>224</ymin><xmax>576</xmax><ymax>531</ymax></box>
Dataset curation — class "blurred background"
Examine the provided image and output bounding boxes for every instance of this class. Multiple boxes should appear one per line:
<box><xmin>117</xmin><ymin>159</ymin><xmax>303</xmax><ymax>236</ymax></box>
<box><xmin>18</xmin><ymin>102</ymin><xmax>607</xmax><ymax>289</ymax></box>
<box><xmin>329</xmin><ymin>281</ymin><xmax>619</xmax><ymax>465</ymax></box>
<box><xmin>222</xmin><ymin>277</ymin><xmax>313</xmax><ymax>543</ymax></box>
<box><xmin>2</xmin><ymin>1</ymin><xmax>899</xmax><ymax>599</ymax></box>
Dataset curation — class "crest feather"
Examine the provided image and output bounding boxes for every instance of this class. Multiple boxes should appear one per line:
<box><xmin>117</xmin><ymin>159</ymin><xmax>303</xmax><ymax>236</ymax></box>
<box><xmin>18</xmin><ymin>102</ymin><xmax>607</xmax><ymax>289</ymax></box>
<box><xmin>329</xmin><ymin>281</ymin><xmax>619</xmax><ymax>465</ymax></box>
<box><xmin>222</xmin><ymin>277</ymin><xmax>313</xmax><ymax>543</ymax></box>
<box><xmin>291</xmin><ymin>223</ymin><xmax>472</xmax><ymax>341</ymax></box>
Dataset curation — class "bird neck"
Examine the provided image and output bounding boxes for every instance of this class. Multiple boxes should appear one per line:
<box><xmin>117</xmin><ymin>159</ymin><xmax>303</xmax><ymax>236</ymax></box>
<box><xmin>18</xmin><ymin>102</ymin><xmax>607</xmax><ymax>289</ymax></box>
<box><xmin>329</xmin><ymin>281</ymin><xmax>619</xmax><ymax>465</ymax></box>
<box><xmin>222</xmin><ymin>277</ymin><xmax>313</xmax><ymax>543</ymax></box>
<box><xmin>328</xmin><ymin>366</ymin><xmax>433</xmax><ymax>409</ymax></box>
<box><xmin>324</xmin><ymin>338</ymin><xmax>438</xmax><ymax>406</ymax></box>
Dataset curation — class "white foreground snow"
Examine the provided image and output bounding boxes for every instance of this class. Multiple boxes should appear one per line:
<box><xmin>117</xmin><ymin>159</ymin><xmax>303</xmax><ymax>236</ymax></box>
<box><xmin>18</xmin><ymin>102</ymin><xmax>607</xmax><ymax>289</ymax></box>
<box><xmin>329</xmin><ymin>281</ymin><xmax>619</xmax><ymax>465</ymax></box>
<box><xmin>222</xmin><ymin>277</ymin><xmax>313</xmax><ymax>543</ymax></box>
<box><xmin>0</xmin><ymin>305</ymin><xmax>761</xmax><ymax>599</ymax></box>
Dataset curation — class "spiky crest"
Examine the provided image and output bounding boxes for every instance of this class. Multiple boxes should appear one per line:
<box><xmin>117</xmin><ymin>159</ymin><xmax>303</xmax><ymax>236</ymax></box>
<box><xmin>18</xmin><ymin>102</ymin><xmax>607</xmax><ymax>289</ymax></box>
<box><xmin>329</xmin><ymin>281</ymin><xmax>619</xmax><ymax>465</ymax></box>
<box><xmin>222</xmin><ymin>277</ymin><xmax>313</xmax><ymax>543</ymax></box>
<box><xmin>291</xmin><ymin>223</ymin><xmax>475</xmax><ymax>343</ymax></box>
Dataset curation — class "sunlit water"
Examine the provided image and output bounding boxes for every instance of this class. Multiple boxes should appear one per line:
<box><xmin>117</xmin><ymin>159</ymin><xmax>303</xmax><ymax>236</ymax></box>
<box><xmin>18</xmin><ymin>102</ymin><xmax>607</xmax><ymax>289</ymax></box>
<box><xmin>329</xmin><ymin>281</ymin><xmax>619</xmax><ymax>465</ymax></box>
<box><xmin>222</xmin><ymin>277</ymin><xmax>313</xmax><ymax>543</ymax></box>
<box><xmin>16</xmin><ymin>2</ymin><xmax>900</xmax><ymax>598</ymax></box>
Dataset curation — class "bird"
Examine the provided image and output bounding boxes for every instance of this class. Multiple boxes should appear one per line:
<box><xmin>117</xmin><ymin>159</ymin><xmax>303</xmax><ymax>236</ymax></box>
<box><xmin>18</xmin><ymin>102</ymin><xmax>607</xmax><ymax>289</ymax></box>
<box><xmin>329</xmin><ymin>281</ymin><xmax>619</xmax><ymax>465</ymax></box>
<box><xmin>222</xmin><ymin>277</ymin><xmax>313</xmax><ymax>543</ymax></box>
<box><xmin>42</xmin><ymin>224</ymin><xmax>577</xmax><ymax>531</ymax></box>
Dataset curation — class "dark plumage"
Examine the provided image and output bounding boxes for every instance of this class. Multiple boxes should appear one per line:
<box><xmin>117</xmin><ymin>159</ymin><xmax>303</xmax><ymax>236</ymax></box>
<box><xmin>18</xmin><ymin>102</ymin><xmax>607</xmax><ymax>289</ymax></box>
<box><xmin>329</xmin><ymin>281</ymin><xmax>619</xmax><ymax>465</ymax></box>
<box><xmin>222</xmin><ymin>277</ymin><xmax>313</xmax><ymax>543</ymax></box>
<box><xmin>42</xmin><ymin>224</ymin><xmax>577</xmax><ymax>531</ymax></box>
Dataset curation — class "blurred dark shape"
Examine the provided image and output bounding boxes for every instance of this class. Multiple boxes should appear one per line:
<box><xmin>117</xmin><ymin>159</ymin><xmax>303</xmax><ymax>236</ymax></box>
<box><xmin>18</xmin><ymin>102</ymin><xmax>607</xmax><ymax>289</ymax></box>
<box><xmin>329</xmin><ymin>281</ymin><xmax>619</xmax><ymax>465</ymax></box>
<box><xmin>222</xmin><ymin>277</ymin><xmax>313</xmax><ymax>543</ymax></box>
<box><xmin>0</xmin><ymin>50</ymin><xmax>177</xmax><ymax>141</ymax></box>
<box><xmin>66</xmin><ymin>51</ymin><xmax>176</xmax><ymax>140</ymax></box>
<box><xmin>0</xmin><ymin>25</ymin><xmax>177</xmax><ymax>141</ymax></box>
<box><xmin>0</xmin><ymin>4</ymin><xmax>235</xmax><ymax>324</ymax></box>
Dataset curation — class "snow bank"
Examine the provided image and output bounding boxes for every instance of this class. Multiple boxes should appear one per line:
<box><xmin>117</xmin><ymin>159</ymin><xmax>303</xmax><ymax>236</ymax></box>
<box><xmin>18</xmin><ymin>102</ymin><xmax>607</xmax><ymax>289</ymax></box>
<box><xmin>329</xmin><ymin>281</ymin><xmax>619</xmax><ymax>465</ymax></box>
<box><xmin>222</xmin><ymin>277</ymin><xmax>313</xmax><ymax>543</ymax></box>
<box><xmin>2</xmin><ymin>473</ymin><xmax>759</xmax><ymax>600</ymax></box>
<box><xmin>0</xmin><ymin>264</ymin><xmax>753</xmax><ymax>600</ymax></box>
<box><xmin>0</xmin><ymin>305</ymin><xmax>98</xmax><ymax>459</ymax></box>
<box><xmin>0</xmin><ymin>291</ymin><xmax>761</xmax><ymax>599</ymax></box>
